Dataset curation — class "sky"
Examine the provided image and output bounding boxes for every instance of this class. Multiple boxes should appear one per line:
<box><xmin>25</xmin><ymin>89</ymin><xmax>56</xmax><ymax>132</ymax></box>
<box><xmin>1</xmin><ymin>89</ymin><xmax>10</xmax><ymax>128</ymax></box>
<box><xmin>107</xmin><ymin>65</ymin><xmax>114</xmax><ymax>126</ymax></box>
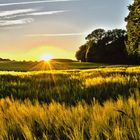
<box><xmin>0</xmin><ymin>0</ymin><xmax>132</xmax><ymax>61</ymax></box>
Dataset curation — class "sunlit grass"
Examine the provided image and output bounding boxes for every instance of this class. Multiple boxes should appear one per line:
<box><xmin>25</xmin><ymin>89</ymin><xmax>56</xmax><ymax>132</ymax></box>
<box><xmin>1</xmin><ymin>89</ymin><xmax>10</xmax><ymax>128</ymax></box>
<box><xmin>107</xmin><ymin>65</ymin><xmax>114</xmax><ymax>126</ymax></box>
<box><xmin>0</xmin><ymin>95</ymin><xmax>140</xmax><ymax>140</ymax></box>
<box><xmin>0</xmin><ymin>65</ymin><xmax>139</xmax><ymax>139</ymax></box>
<box><xmin>0</xmin><ymin>66</ymin><xmax>139</xmax><ymax>104</ymax></box>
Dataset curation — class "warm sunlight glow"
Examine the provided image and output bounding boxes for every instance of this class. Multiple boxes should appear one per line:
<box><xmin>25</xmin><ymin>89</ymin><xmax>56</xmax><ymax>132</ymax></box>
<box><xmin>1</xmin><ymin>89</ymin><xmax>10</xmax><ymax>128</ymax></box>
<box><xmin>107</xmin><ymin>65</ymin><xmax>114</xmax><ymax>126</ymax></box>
<box><xmin>40</xmin><ymin>53</ymin><xmax>54</xmax><ymax>61</ymax></box>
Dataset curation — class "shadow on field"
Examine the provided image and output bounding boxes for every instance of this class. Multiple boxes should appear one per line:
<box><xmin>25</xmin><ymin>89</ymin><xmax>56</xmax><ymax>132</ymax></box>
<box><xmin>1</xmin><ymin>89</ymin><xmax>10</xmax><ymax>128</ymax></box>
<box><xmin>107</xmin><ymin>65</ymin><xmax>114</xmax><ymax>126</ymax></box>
<box><xmin>0</xmin><ymin>71</ymin><xmax>139</xmax><ymax>105</ymax></box>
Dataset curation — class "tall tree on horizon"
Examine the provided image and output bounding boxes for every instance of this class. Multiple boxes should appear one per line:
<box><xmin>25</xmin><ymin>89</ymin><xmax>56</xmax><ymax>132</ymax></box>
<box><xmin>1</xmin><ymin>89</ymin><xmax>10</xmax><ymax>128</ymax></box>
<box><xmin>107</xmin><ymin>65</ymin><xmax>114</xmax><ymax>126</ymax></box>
<box><xmin>125</xmin><ymin>0</ymin><xmax>140</xmax><ymax>58</ymax></box>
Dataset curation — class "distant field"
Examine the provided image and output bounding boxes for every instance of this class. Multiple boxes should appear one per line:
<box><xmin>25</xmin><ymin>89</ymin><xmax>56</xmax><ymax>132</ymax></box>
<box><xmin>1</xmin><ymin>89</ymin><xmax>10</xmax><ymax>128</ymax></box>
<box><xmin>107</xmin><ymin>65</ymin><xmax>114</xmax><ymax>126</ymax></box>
<box><xmin>0</xmin><ymin>64</ymin><xmax>140</xmax><ymax>139</ymax></box>
<box><xmin>0</xmin><ymin>60</ymin><xmax>109</xmax><ymax>71</ymax></box>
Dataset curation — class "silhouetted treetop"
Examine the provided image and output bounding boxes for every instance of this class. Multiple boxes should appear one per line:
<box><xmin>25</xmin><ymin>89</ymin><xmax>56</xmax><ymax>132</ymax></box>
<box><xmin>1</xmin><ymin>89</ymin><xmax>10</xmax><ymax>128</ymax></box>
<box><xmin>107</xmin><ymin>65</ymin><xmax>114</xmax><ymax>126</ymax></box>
<box><xmin>76</xmin><ymin>28</ymin><xmax>127</xmax><ymax>63</ymax></box>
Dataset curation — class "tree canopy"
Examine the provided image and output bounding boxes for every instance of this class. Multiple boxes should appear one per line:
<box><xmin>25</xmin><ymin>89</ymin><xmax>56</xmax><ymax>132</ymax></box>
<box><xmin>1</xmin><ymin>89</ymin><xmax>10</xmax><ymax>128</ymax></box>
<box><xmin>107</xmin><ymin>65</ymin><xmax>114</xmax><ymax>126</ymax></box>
<box><xmin>125</xmin><ymin>0</ymin><xmax>140</xmax><ymax>59</ymax></box>
<box><xmin>75</xmin><ymin>29</ymin><xmax>127</xmax><ymax>63</ymax></box>
<box><xmin>75</xmin><ymin>44</ymin><xmax>87</xmax><ymax>62</ymax></box>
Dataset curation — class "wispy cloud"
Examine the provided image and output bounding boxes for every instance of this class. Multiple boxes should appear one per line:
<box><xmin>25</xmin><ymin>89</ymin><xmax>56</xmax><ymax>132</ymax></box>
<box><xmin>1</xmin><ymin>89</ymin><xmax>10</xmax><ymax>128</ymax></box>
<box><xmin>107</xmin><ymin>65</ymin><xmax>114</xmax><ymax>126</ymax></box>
<box><xmin>28</xmin><ymin>10</ymin><xmax>67</xmax><ymax>16</ymax></box>
<box><xmin>0</xmin><ymin>0</ymin><xmax>73</xmax><ymax>27</ymax></box>
<box><xmin>0</xmin><ymin>0</ymin><xmax>75</xmax><ymax>7</ymax></box>
<box><xmin>0</xmin><ymin>9</ymin><xmax>66</xmax><ymax>19</ymax></box>
<box><xmin>0</xmin><ymin>8</ymin><xmax>35</xmax><ymax>27</ymax></box>
<box><xmin>0</xmin><ymin>18</ymin><xmax>33</xmax><ymax>26</ymax></box>
<box><xmin>25</xmin><ymin>33</ymin><xmax>87</xmax><ymax>37</ymax></box>
<box><xmin>0</xmin><ymin>9</ymin><xmax>67</xmax><ymax>27</ymax></box>
<box><xmin>0</xmin><ymin>9</ymin><xmax>35</xmax><ymax>19</ymax></box>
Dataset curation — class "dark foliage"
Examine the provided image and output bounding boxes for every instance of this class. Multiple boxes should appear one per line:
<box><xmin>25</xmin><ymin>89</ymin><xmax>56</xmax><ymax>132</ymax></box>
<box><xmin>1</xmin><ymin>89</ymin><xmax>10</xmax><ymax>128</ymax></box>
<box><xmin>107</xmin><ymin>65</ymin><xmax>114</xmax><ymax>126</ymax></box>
<box><xmin>0</xmin><ymin>58</ymin><xmax>11</xmax><ymax>61</ymax></box>
<box><xmin>75</xmin><ymin>44</ymin><xmax>87</xmax><ymax>62</ymax></box>
<box><xmin>76</xmin><ymin>29</ymin><xmax>128</xmax><ymax>64</ymax></box>
<box><xmin>125</xmin><ymin>0</ymin><xmax>140</xmax><ymax>61</ymax></box>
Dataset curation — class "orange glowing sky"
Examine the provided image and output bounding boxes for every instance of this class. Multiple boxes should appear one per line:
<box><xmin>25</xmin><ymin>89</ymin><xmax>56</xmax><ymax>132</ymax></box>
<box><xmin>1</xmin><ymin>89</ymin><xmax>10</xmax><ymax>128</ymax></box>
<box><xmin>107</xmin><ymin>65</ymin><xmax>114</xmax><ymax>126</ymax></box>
<box><xmin>0</xmin><ymin>0</ymin><xmax>132</xmax><ymax>61</ymax></box>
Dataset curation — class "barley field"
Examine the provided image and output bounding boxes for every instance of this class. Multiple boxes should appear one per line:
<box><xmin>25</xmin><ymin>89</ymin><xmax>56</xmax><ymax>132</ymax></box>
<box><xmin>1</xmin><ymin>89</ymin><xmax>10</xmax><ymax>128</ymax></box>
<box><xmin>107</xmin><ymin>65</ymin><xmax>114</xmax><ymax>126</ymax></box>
<box><xmin>0</xmin><ymin>64</ymin><xmax>140</xmax><ymax>139</ymax></box>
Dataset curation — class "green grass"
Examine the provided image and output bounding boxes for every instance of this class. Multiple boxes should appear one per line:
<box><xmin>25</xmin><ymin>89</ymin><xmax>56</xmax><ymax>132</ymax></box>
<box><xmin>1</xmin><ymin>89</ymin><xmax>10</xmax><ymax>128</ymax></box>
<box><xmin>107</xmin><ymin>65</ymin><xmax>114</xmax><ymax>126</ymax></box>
<box><xmin>0</xmin><ymin>62</ymin><xmax>139</xmax><ymax>139</ymax></box>
<box><xmin>0</xmin><ymin>61</ymin><xmax>107</xmax><ymax>71</ymax></box>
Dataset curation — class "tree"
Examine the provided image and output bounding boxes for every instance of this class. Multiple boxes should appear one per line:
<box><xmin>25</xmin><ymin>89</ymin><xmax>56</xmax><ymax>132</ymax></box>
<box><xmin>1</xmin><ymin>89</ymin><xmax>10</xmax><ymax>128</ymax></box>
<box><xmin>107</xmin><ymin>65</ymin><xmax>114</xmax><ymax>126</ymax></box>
<box><xmin>75</xmin><ymin>28</ymin><xmax>127</xmax><ymax>63</ymax></box>
<box><xmin>125</xmin><ymin>0</ymin><xmax>140</xmax><ymax>59</ymax></box>
<box><xmin>85</xmin><ymin>40</ymin><xmax>96</xmax><ymax>62</ymax></box>
<box><xmin>85</xmin><ymin>29</ymin><xmax>105</xmax><ymax>42</ymax></box>
<box><xmin>85</xmin><ymin>29</ymin><xmax>106</xmax><ymax>62</ymax></box>
<box><xmin>100</xmin><ymin>34</ymin><xmax>127</xmax><ymax>63</ymax></box>
<box><xmin>75</xmin><ymin>44</ymin><xmax>87</xmax><ymax>62</ymax></box>
<box><xmin>86</xmin><ymin>29</ymin><xmax>127</xmax><ymax>63</ymax></box>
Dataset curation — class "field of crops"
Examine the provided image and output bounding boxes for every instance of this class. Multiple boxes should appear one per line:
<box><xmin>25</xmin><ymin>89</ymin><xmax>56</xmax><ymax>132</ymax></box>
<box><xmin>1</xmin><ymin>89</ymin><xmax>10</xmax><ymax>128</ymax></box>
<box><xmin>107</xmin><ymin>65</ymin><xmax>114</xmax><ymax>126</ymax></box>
<box><xmin>0</xmin><ymin>64</ymin><xmax>140</xmax><ymax>139</ymax></box>
<box><xmin>0</xmin><ymin>61</ymin><xmax>106</xmax><ymax>71</ymax></box>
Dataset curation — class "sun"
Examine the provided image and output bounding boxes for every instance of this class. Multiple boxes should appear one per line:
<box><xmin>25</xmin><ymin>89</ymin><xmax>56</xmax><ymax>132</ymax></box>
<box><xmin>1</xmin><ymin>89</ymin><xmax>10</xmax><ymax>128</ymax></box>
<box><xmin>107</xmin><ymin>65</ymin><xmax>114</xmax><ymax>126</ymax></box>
<box><xmin>40</xmin><ymin>53</ymin><xmax>54</xmax><ymax>61</ymax></box>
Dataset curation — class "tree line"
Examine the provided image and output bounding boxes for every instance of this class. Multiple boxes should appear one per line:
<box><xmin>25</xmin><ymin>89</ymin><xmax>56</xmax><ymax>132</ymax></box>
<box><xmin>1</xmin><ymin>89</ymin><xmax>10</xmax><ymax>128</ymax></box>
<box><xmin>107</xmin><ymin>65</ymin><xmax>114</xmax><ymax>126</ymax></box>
<box><xmin>75</xmin><ymin>0</ymin><xmax>140</xmax><ymax>64</ymax></box>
